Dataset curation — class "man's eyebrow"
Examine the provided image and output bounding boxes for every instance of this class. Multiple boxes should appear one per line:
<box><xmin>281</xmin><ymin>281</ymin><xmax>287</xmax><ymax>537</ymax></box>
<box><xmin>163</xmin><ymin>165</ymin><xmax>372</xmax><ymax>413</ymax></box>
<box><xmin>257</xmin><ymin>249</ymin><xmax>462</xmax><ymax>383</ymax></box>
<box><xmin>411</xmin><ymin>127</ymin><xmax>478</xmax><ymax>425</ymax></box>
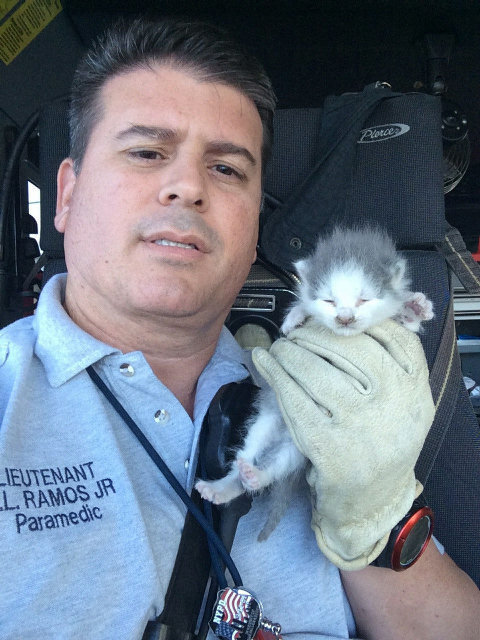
<box><xmin>206</xmin><ymin>142</ymin><xmax>257</xmax><ymax>167</ymax></box>
<box><xmin>115</xmin><ymin>125</ymin><xmax>178</xmax><ymax>142</ymax></box>
<box><xmin>115</xmin><ymin>126</ymin><xmax>257</xmax><ymax>166</ymax></box>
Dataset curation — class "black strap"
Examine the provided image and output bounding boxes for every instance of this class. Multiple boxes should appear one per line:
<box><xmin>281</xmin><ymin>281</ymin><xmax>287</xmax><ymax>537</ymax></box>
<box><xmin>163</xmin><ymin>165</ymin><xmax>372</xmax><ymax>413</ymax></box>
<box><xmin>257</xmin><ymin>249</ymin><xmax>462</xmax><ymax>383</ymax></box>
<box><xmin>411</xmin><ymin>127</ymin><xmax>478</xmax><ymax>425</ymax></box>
<box><xmin>143</xmin><ymin>491</ymin><xmax>212</xmax><ymax>640</ymax></box>
<box><xmin>143</xmin><ymin>625</ymin><xmax>196</xmax><ymax>640</ymax></box>
<box><xmin>416</xmin><ymin>276</ymin><xmax>461</xmax><ymax>485</ymax></box>
<box><xmin>261</xmin><ymin>82</ymin><xmax>403</xmax><ymax>270</ymax></box>
<box><xmin>435</xmin><ymin>224</ymin><xmax>480</xmax><ymax>294</ymax></box>
<box><xmin>144</xmin><ymin>382</ymin><xmax>258</xmax><ymax>640</ymax></box>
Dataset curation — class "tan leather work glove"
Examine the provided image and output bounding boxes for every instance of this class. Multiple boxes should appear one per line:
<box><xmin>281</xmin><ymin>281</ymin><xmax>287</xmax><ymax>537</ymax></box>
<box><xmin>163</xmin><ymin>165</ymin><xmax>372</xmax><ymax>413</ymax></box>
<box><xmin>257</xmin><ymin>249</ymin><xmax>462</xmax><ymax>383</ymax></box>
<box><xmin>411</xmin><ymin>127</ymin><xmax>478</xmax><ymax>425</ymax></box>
<box><xmin>251</xmin><ymin>318</ymin><xmax>435</xmax><ymax>571</ymax></box>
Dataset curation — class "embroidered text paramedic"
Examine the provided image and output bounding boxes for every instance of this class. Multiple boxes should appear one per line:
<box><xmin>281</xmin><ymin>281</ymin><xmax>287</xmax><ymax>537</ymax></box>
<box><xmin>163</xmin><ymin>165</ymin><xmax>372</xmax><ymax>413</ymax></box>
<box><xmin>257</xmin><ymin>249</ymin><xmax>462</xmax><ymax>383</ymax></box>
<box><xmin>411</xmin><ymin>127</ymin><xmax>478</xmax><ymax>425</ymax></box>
<box><xmin>0</xmin><ymin>461</ymin><xmax>117</xmax><ymax>535</ymax></box>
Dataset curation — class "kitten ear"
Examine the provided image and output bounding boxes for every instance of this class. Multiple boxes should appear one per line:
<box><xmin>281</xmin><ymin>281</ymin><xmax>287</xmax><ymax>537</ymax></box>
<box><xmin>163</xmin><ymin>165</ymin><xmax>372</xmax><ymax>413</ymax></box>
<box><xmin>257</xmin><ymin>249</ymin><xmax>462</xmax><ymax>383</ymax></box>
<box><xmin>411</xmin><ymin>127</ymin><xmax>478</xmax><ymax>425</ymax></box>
<box><xmin>389</xmin><ymin>257</ymin><xmax>408</xmax><ymax>289</ymax></box>
<box><xmin>294</xmin><ymin>259</ymin><xmax>308</xmax><ymax>280</ymax></box>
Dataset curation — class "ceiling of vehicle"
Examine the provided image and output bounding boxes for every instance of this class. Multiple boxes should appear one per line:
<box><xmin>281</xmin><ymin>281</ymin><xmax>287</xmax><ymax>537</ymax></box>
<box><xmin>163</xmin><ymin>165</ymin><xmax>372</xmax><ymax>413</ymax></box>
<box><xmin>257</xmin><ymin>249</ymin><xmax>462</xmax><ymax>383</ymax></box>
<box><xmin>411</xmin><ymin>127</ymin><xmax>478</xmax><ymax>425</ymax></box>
<box><xmin>1</xmin><ymin>0</ymin><xmax>479</xmax><ymax>222</ymax></box>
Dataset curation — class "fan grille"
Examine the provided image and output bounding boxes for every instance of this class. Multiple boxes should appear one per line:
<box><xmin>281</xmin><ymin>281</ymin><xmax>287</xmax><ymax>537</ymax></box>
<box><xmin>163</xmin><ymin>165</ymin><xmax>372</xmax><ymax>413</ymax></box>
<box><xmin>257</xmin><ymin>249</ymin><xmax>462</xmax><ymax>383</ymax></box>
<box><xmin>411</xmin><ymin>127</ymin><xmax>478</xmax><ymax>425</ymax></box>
<box><xmin>444</xmin><ymin>135</ymin><xmax>470</xmax><ymax>194</ymax></box>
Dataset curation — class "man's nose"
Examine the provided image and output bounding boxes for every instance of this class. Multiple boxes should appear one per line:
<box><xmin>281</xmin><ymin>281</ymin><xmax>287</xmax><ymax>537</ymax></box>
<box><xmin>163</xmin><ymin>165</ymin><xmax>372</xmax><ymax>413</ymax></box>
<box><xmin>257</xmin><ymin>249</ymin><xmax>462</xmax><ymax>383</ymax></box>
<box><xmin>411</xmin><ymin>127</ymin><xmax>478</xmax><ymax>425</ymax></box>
<box><xmin>157</xmin><ymin>157</ymin><xmax>209</xmax><ymax>212</ymax></box>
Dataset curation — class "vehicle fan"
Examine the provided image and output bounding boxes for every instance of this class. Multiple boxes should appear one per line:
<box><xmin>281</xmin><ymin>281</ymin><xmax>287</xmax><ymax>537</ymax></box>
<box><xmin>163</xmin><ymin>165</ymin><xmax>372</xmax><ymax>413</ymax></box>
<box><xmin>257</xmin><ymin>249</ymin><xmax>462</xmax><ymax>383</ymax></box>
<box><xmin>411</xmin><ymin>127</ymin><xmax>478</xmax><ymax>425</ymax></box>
<box><xmin>441</xmin><ymin>98</ymin><xmax>470</xmax><ymax>194</ymax></box>
<box><xmin>422</xmin><ymin>33</ymin><xmax>471</xmax><ymax>194</ymax></box>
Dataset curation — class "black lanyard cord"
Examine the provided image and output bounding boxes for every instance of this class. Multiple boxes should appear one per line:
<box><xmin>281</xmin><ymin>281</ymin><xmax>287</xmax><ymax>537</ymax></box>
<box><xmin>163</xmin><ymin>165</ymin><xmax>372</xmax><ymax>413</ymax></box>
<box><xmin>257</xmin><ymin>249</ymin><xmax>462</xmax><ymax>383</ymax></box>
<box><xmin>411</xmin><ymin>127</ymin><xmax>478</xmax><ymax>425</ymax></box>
<box><xmin>198</xmin><ymin>440</ymin><xmax>227</xmax><ymax>587</ymax></box>
<box><xmin>86</xmin><ymin>365</ymin><xmax>242</xmax><ymax>587</ymax></box>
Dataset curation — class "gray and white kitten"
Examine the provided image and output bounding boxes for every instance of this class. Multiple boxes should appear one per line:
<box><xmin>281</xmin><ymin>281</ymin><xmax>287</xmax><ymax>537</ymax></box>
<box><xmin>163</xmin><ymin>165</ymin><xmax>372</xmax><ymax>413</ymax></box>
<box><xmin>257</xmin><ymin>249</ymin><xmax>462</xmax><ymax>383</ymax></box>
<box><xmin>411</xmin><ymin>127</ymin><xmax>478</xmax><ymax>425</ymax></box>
<box><xmin>195</xmin><ymin>226</ymin><xmax>433</xmax><ymax>539</ymax></box>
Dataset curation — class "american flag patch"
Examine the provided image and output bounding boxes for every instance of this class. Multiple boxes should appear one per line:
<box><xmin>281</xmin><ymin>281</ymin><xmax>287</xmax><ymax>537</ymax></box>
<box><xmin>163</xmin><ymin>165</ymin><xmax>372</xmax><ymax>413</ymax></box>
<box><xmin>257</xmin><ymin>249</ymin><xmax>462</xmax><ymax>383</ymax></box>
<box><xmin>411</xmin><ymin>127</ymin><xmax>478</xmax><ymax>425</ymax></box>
<box><xmin>210</xmin><ymin>587</ymin><xmax>262</xmax><ymax>640</ymax></box>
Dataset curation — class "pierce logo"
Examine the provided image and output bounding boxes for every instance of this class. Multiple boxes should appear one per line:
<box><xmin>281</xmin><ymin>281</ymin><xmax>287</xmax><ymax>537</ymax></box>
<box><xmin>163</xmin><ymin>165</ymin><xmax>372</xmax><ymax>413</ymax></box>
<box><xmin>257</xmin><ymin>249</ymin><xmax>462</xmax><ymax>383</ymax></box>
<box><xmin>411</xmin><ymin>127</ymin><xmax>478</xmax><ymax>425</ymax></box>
<box><xmin>358</xmin><ymin>123</ymin><xmax>410</xmax><ymax>143</ymax></box>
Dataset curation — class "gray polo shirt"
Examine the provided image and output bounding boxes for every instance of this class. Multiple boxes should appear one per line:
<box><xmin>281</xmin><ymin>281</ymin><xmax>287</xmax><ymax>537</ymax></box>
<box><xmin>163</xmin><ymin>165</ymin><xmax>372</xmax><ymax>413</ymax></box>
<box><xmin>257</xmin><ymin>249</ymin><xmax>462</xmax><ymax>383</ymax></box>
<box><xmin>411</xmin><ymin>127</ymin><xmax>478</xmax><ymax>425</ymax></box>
<box><xmin>0</xmin><ymin>274</ymin><xmax>356</xmax><ymax>639</ymax></box>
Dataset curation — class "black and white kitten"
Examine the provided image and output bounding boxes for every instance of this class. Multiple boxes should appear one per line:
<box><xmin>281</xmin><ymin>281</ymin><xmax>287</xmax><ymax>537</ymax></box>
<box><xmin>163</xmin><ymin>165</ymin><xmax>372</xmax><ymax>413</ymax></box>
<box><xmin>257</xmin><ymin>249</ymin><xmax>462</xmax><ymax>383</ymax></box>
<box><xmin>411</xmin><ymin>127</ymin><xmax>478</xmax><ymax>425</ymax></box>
<box><xmin>195</xmin><ymin>226</ymin><xmax>433</xmax><ymax>539</ymax></box>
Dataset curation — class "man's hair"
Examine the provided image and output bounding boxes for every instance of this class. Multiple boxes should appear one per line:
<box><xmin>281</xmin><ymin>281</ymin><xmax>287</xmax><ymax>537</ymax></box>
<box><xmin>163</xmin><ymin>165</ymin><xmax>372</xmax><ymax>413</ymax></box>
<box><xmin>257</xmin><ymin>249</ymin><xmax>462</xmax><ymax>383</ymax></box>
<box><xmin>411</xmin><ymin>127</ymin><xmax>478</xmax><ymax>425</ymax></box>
<box><xmin>69</xmin><ymin>17</ymin><xmax>276</xmax><ymax>173</ymax></box>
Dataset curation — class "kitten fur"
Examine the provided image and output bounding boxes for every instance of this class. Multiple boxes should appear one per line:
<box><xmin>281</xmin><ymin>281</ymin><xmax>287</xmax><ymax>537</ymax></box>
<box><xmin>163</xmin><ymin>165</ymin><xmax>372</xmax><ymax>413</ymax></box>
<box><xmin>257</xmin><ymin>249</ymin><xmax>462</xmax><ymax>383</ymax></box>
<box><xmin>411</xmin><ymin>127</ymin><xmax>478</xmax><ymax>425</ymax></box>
<box><xmin>195</xmin><ymin>226</ymin><xmax>434</xmax><ymax>540</ymax></box>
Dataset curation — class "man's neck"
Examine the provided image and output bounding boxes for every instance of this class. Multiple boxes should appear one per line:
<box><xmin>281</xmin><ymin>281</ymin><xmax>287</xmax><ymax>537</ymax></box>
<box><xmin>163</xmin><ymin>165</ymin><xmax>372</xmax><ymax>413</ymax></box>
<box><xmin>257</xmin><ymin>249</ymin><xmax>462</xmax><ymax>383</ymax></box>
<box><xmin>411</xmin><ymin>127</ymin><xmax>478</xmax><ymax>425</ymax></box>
<box><xmin>141</xmin><ymin>337</ymin><xmax>219</xmax><ymax>418</ymax></box>
<box><xmin>64</xmin><ymin>289</ymin><xmax>223</xmax><ymax>419</ymax></box>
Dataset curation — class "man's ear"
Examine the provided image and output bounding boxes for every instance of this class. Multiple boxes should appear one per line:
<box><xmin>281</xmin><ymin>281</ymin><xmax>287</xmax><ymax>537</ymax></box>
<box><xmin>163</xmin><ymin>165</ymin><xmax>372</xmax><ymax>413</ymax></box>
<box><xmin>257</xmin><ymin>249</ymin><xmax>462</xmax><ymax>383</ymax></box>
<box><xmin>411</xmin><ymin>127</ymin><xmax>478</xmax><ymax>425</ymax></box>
<box><xmin>55</xmin><ymin>158</ymin><xmax>77</xmax><ymax>233</ymax></box>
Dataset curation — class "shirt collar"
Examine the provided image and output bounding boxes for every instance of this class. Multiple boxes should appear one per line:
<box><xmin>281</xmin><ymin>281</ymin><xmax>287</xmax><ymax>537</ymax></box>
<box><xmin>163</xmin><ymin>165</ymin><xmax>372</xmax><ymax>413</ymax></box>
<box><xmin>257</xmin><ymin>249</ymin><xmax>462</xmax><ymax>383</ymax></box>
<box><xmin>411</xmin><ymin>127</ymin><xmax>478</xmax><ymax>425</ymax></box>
<box><xmin>34</xmin><ymin>274</ymin><xmax>251</xmax><ymax>388</ymax></box>
<box><xmin>34</xmin><ymin>274</ymin><xmax>121</xmax><ymax>387</ymax></box>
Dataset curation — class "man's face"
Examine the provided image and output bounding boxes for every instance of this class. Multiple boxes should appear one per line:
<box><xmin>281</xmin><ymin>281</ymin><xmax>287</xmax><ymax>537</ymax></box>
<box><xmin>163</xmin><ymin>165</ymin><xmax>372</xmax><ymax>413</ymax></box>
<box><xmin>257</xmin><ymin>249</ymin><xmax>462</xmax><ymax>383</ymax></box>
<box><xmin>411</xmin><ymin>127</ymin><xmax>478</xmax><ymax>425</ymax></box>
<box><xmin>55</xmin><ymin>65</ymin><xmax>263</xmax><ymax>329</ymax></box>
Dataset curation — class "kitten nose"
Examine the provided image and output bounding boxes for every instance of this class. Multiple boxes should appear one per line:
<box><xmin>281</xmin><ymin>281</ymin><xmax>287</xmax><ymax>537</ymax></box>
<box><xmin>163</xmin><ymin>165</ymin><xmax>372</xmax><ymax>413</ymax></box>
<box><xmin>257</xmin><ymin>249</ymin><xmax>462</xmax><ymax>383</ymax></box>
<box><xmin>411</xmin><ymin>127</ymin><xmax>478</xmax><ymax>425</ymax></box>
<box><xmin>336</xmin><ymin>309</ymin><xmax>355</xmax><ymax>326</ymax></box>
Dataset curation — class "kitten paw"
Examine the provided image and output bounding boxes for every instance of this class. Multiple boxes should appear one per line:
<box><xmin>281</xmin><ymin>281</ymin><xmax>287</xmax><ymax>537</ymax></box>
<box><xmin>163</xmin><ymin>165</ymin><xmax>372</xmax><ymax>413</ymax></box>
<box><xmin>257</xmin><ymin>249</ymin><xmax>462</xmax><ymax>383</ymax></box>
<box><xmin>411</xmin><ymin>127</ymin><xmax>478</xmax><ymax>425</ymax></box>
<box><xmin>404</xmin><ymin>292</ymin><xmax>434</xmax><ymax>320</ymax></box>
<box><xmin>195</xmin><ymin>480</ymin><xmax>222</xmax><ymax>504</ymax></box>
<box><xmin>237</xmin><ymin>458</ymin><xmax>263</xmax><ymax>491</ymax></box>
<box><xmin>281</xmin><ymin>307</ymin><xmax>306</xmax><ymax>335</ymax></box>
<box><xmin>195</xmin><ymin>479</ymin><xmax>239</xmax><ymax>505</ymax></box>
<box><xmin>398</xmin><ymin>292</ymin><xmax>434</xmax><ymax>331</ymax></box>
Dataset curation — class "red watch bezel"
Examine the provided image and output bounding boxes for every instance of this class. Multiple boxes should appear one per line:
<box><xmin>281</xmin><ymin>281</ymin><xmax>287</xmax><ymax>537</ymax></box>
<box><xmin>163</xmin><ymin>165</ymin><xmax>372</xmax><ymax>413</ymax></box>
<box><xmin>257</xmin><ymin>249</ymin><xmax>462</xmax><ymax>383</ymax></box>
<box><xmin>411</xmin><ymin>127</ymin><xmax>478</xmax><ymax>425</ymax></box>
<box><xmin>390</xmin><ymin>505</ymin><xmax>434</xmax><ymax>571</ymax></box>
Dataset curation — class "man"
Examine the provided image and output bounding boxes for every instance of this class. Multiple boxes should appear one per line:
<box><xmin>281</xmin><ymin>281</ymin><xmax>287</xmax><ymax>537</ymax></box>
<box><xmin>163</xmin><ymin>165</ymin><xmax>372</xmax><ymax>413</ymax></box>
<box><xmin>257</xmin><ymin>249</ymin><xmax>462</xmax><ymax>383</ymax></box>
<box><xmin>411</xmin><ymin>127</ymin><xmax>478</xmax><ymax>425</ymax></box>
<box><xmin>0</xmin><ymin>17</ymin><xmax>479</xmax><ymax>640</ymax></box>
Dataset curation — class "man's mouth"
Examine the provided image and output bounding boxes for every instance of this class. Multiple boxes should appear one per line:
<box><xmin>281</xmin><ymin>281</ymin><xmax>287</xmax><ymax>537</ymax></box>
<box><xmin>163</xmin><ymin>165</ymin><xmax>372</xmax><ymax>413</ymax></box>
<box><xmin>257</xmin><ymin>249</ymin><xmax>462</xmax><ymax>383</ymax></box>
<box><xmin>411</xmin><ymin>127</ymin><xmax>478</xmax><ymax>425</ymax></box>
<box><xmin>153</xmin><ymin>238</ymin><xmax>197</xmax><ymax>250</ymax></box>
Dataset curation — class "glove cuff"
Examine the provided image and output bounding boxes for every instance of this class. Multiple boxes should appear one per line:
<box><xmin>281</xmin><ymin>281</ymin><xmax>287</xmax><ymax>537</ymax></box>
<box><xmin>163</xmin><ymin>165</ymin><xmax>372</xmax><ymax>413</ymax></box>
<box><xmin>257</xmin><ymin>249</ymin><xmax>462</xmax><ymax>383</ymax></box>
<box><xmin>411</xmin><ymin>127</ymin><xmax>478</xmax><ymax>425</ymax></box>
<box><xmin>312</xmin><ymin>526</ymin><xmax>390</xmax><ymax>571</ymax></box>
<box><xmin>310</xmin><ymin>480</ymin><xmax>424</xmax><ymax>571</ymax></box>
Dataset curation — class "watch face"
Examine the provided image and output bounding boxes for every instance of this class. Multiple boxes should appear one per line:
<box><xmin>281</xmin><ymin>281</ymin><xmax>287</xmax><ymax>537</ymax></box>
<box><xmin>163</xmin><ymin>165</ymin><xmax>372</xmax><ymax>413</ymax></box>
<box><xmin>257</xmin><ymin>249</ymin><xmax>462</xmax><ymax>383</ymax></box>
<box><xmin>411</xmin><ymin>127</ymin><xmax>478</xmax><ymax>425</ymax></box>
<box><xmin>398</xmin><ymin>513</ymin><xmax>433</xmax><ymax>567</ymax></box>
<box><xmin>392</xmin><ymin>506</ymin><xmax>434</xmax><ymax>570</ymax></box>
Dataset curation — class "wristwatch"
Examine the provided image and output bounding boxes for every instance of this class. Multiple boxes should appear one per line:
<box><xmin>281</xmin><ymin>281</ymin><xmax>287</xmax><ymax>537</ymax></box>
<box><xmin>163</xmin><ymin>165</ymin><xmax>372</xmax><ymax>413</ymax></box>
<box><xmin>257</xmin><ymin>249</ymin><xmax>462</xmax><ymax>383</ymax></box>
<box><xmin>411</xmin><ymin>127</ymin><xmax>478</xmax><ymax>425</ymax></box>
<box><xmin>373</xmin><ymin>497</ymin><xmax>434</xmax><ymax>571</ymax></box>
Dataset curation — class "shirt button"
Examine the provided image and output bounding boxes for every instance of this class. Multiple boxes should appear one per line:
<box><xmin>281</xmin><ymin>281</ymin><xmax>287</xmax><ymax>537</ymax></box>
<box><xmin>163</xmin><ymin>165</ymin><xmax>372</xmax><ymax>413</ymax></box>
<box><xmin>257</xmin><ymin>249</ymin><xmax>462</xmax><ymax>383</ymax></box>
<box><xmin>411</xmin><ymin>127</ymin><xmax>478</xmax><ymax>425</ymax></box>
<box><xmin>119</xmin><ymin>363</ymin><xmax>135</xmax><ymax>377</ymax></box>
<box><xmin>184</xmin><ymin>459</ymin><xmax>190</xmax><ymax>470</ymax></box>
<box><xmin>154</xmin><ymin>409</ymin><xmax>169</xmax><ymax>424</ymax></box>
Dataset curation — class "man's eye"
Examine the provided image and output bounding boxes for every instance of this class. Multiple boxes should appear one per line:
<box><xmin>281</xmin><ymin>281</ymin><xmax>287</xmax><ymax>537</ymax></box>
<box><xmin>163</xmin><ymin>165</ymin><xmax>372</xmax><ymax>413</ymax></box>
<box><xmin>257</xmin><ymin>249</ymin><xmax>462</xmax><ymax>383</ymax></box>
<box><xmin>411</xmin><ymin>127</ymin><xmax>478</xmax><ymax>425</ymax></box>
<box><xmin>213</xmin><ymin>164</ymin><xmax>243</xmax><ymax>179</ymax></box>
<box><xmin>129</xmin><ymin>150</ymin><xmax>164</xmax><ymax>161</ymax></box>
